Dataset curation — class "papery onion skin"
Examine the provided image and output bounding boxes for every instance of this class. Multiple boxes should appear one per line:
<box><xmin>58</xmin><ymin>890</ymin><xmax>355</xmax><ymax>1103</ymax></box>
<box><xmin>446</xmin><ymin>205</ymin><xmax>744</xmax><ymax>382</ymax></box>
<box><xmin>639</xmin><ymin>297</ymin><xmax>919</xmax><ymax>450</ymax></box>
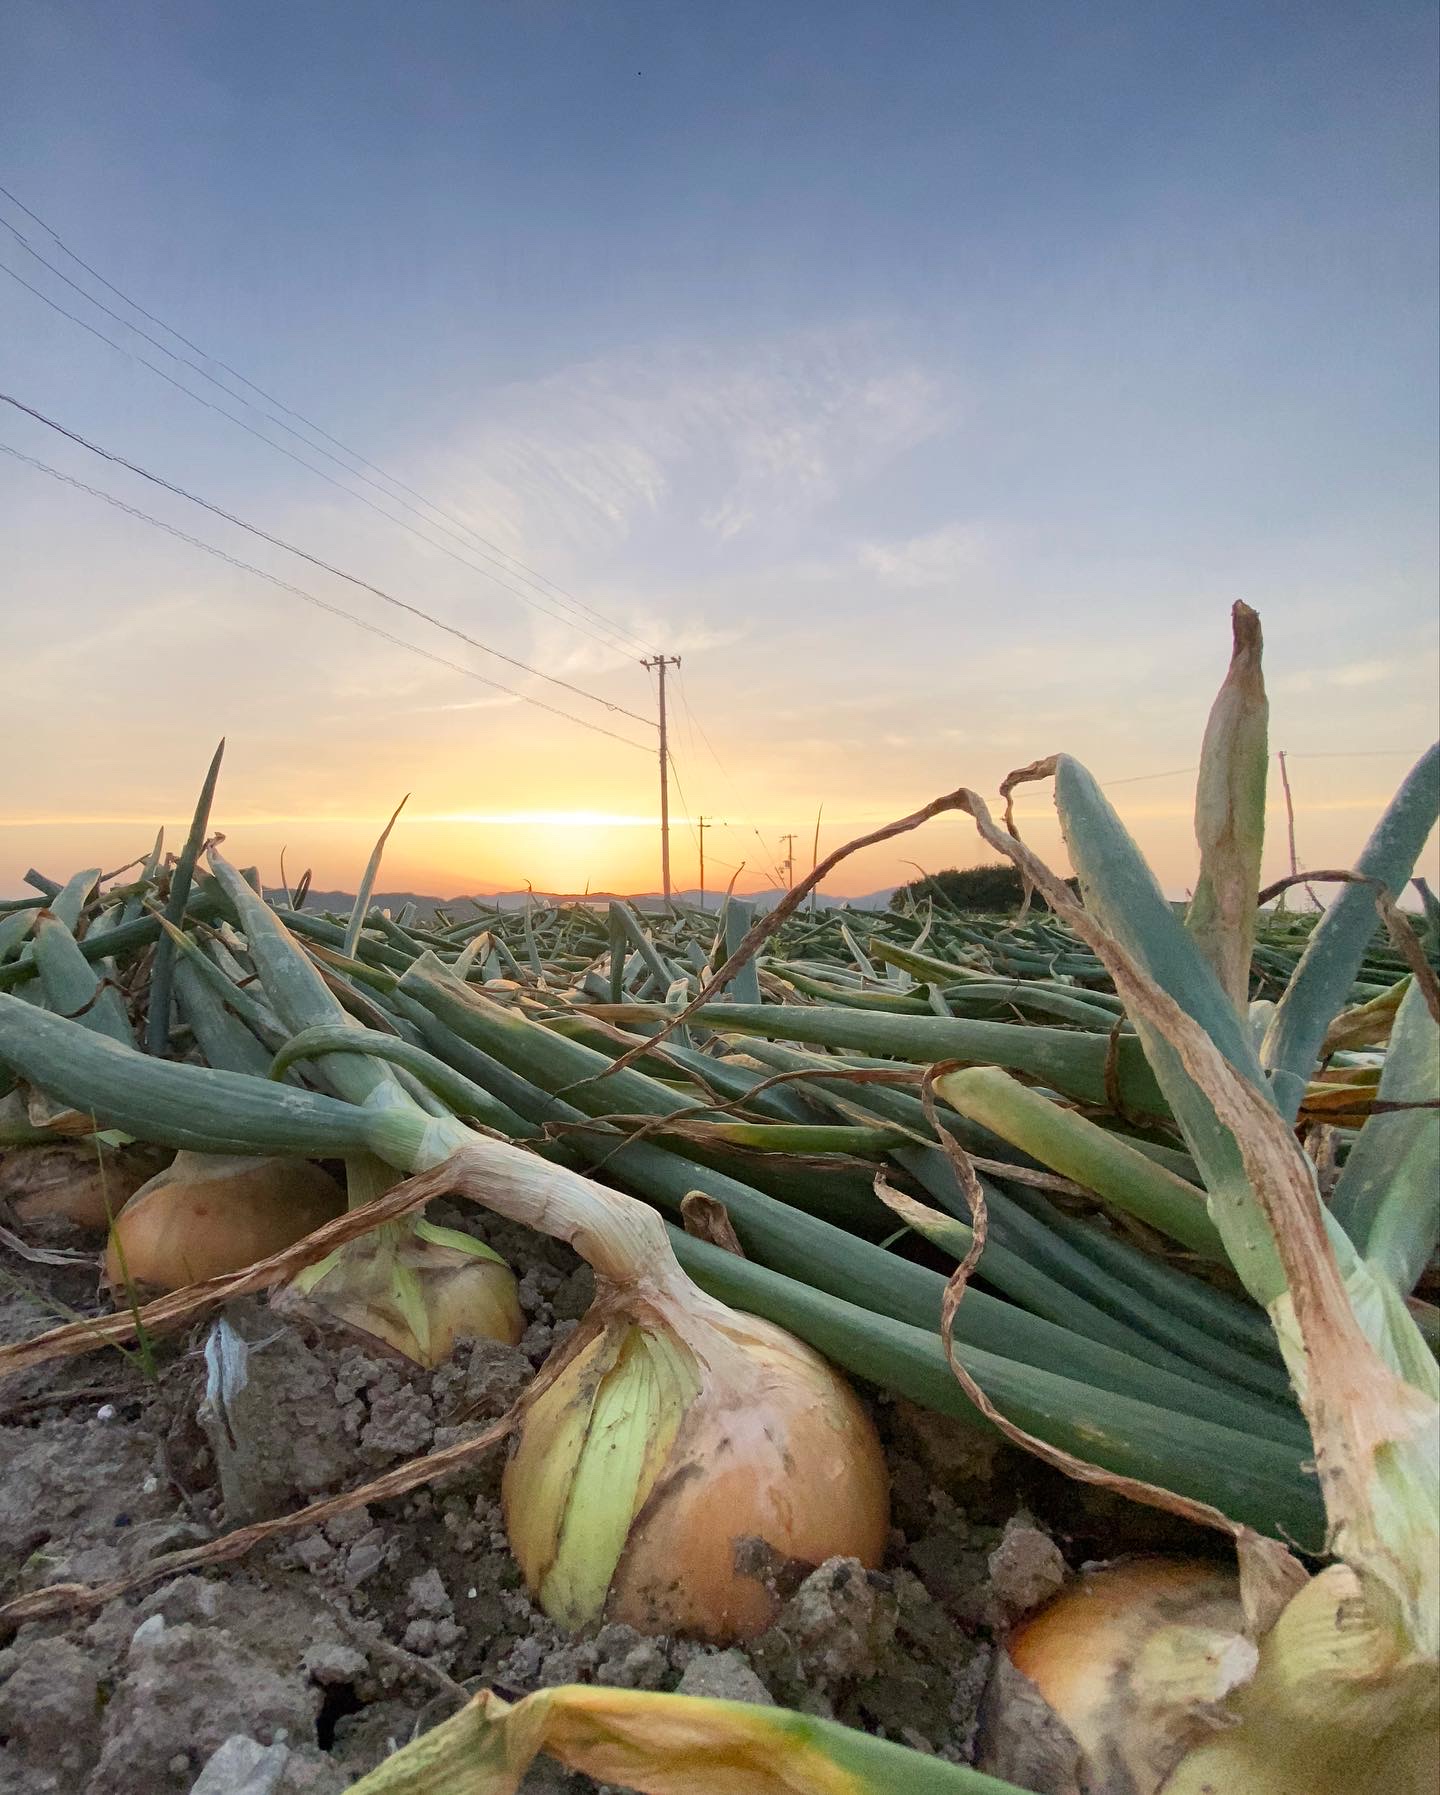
<box><xmin>2</xmin><ymin>1140</ymin><xmax>168</xmax><ymax>1233</ymax></box>
<box><xmin>1165</xmin><ymin>1565</ymin><xmax>1440</xmax><ymax>1795</ymax></box>
<box><xmin>290</xmin><ymin>1222</ymin><xmax>524</xmax><ymax>1367</ymax></box>
<box><xmin>103</xmin><ymin>1152</ymin><xmax>345</xmax><ymax>1290</ymax></box>
<box><xmin>1008</xmin><ymin>1556</ymin><xmax>1242</xmax><ymax>1715</ymax></box>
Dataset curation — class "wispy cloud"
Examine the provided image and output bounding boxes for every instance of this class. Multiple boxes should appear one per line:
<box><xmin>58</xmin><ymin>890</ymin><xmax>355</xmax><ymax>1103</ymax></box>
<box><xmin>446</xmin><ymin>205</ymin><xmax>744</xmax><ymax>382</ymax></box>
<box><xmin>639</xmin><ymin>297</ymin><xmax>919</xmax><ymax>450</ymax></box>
<box><xmin>858</xmin><ymin>521</ymin><xmax>988</xmax><ymax>588</ymax></box>
<box><xmin>1273</xmin><ymin>659</ymin><xmax>1400</xmax><ymax>695</ymax></box>
<box><xmin>430</xmin><ymin>328</ymin><xmax>953</xmax><ymax>564</ymax></box>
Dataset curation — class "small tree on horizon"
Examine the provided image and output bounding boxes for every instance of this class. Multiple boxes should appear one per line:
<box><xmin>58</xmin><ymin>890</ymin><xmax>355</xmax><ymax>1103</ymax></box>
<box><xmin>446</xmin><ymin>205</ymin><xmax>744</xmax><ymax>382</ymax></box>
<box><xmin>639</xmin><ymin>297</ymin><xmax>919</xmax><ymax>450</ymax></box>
<box><xmin>888</xmin><ymin>863</ymin><xmax>1078</xmax><ymax>915</ymax></box>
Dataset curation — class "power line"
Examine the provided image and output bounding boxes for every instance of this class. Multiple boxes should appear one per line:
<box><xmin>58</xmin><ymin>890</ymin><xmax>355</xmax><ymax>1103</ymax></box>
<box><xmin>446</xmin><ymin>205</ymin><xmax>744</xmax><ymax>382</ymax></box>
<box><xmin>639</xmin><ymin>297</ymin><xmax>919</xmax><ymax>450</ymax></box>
<box><xmin>674</xmin><ymin>663</ymin><xmax>789</xmax><ymax>883</ymax></box>
<box><xmin>0</xmin><ymin>184</ymin><xmax>658</xmax><ymax>660</ymax></box>
<box><xmin>0</xmin><ymin>391</ymin><xmax>656</xmax><ymax>730</ymax></box>
<box><xmin>1102</xmin><ymin>750</ymin><xmax>1427</xmax><ymax>788</ymax></box>
<box><xmin>677</xmin><ymin>663</ymin><xmax>734</xmax><ymax>781</ymax></box>
<box><xmin>666</xmin><ymin>750</ymin><xmax>701</xmax><ymax>856</ymax></box>
<box><xmin>0</xmin><ymin>439</ymin><xmax>651</xmax><ymax>753</ymax></box>
<box><xmin>1101</xmin><ymin>765</ymin><xmax>1201</xmax><ymax>787</ymax></box>
<box><xmin>0</xmin><ymin>244</ymin><xmax>649</xmax><ymax>664</ymax></box>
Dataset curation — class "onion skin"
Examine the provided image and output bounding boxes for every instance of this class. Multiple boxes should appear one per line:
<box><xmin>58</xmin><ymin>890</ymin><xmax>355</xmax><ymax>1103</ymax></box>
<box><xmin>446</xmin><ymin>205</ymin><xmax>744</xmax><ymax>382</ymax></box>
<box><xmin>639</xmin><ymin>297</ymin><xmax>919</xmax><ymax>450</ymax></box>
<box><xmin>607</xmin><ymin>1311</ymin><xmax>890</xmax><ymax>1640</ymax></box>
<box><xmin>1</xmin><ymin>1141</ymin><xmax>168</xmax><ymax>1233</ymax></box>
<box><xmin>1008</xmin><ymin>1557</ymin><xmax>1242</xmax><ymax>1721</ymax></box>
<box><xmin>293</xmin><ymin>1222</ymin><xmax>524</xmax><ymax>1366</ymax></box>
<box><xmin>504</xmin><ymin>1302</ymin><xmax>891</xmax><ymax>1644</ymax></box>
<box><xmin>1164</xmin><ymin>1565</ymin><xmax>1440</xmax><ymax>1795</ymax></box>
<box><xmin>992</xmin><ymin>1559</ymin><xmax>1440</xmax><ymax>1795</ymax></box>
<box><xmin>987</xmin><ymin>1557</ymin><xmax>1246</xmax><ymax>1795</ymax></box>
<box><xmin>103</xmin><ymin>1153</ymin><xmax>345</xmax><ymax>1291</ymax></box>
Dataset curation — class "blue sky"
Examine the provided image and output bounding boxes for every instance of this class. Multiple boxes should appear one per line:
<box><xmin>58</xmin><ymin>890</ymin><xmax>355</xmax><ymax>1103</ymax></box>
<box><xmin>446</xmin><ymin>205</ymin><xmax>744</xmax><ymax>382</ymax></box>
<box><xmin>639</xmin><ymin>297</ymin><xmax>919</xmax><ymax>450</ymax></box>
<box><xmin>2</xmin><ymin>2</ymin><xmax>1436</xmax><ymax>896</ymax></box>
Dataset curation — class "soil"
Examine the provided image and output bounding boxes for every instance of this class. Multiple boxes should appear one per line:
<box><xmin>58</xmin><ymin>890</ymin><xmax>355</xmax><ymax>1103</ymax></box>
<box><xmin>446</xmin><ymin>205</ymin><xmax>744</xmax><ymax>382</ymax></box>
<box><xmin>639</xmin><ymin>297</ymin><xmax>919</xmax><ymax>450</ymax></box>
<box><xmin>0</xmin><ymin>1196</ymin><xmax>1213</xmax><ymax>1794</ymax></box>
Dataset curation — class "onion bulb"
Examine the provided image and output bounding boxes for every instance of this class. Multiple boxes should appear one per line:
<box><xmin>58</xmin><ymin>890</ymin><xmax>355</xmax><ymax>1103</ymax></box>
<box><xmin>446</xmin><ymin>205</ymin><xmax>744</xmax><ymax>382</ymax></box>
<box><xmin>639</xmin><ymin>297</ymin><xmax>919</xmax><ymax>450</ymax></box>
<box><xmin>991</xmin><ymin>1557</ymin><xmax>1439</xmax><ymax>1794</ymax></box>
<box><xmin>103</xmin><ymin>1151</ymin><xmax>345</xmax><ymax>1290</ymax></box>
<box><xmin>283</xmin><ymin>1215</ymin><xmax>523</xmax><ymax>1366</ymax></box>
<box><xmin>503</xmin><ymin>1291</ymin><xmax>889</xmax><ymax>1642</ymax></box>
<box><xmin>398</xmin><ymin>1138</ymin><xmax>889</xmax><ymax>1643</ymax></box>
<box><xmin>981</xmin><ymin>1557</ymin><xmax>1251</xmax><ymax>1795</ymax></box>
<box><xmin>1</xmin><ymin>1139</ymin><xmax>168</xmax><ymax>1234</ymax></box>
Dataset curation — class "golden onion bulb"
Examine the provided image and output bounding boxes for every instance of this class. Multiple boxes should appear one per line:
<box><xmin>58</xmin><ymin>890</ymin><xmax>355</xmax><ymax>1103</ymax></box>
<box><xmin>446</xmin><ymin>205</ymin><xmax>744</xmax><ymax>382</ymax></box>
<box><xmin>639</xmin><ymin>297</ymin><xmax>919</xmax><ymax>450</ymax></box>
<box><xmin>392</xmin><ymin>1137</ymin><xmax>890</xmax><ymax>1643</ymax></box>
<box><xmin>985</xmin><ymin>1557</ymin><xmax>1250</xmax><ymax>1795</ymax></box>
<box><xmin>284</xmin><ymin>1215</ymin><xmax>523</xmax><ymax>1367</ymax></box>
<box><xmin>103</xmin><ymin>1151</ymin><xmax>345</xmax><ymax>1290</ymax></box>
<box><xmin>2</xmin><ymin>1139</ymin><xmax>168</xmax><ymax>1233</ymax></box>
<box><xmin>503</xmin><ymin>1290</ymin><xmax>890</xmax><ymax>1643</ymax></box>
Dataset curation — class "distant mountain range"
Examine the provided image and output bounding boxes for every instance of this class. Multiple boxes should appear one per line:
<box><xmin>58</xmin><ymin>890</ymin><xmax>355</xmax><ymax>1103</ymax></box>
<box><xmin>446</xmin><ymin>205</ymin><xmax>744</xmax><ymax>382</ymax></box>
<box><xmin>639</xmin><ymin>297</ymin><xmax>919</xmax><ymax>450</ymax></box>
<box><xmin>271</xmin><ymin>885</ymin><xmax>898</xmax><ymax>921</ymax></box>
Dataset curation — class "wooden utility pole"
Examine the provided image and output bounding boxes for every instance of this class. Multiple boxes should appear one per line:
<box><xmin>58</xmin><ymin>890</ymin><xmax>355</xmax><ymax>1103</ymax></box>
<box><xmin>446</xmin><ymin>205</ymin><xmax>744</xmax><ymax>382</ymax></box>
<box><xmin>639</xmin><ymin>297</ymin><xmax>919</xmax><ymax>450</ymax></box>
<box><xmin>780</xmin><ymin>832</ymin><xmax>797</xmax><ymax>888</ymax></box>
<box><xmin>641</xmin><ymin>655</ymin><xmax>682</xmax><ymax>899</ymax></box>
<box><xmin>697</xmin><ymin>815</ymin><xmax>711</xmax><ymax>909</ymax></box>
<box><xmin>1276</xmin><ymin>749</ymin><xmax>1318</xmax><ymax>911</ymax></box>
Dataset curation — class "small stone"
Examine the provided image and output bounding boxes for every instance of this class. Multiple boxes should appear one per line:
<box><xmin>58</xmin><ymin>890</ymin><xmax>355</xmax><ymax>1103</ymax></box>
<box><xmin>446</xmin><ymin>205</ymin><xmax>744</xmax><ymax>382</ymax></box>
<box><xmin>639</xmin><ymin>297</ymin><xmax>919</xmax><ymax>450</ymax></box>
<box><xmin>401</xmin><ymin>1619</ymin><xmax>439</xmax><ymax>1654</ymax></box>
<box><xmin>291</xmin><ymin>1534</ymin><xmax>335</xmax><ymax>1570</ymax></box>
<box><xmin>168</xmin><ymin>1752</ymin><xmax>191</xmax><ymax>1774</ymax></box>
<box><xmin>676</xmin><ymin>1649</ymin><xmax>774</xmax><ymax>1707</ymax></box>
<box><xmin>612</xmin><ymin>1641</ymin><xmax>668</xmax><ymax>1689</ymax></box>
<box><xmin>96</xmin><ymin>1403</ymin><xmax>118</xmax><ymax>1422</ymax></box>
<box><xmin>987</xmin><ymin>1521</ymin><xmax>1066</xmax><ymax>1619</ymax></box>
<box><xmin>344</xmin><ymin>1539</ymin><xmax>386</xmax><ymax>1586</ymax></box>
<box><xmin>128</xmin><ymin>1613</ymin><xmax>167</xmax><ymax>1654</ymax></box>
<box><xmin>140</xmin><ymin>1576</ymin><xmax>224</xmax><ymax>1626</ymax></box>
<box><xmin>405</xmin><ymin>1568</ymin><xmax>451</xmax><ymax>1616</ymax></box>
<box><xmin>502</xmin><ymin>1636</ymin><xmax>543</xmax><ymax>1684</ymax></box>
<box><xmin>190</xmin><ymin>1735</ymin><xmax>291</xmax><ymax>1794</ymax></box>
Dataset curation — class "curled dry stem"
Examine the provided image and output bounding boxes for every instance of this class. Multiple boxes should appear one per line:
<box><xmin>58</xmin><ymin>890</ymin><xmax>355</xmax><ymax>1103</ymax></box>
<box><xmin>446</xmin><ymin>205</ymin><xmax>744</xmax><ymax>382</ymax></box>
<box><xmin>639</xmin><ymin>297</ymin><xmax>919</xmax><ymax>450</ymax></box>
<box><xmin>1254</xmin><ymin>871</ymin><xmax>1440</xmax><ymax>1028</ymax></box>
<box><xmin>569</xmin><ymin>787</ymin><xmax>980</xmax><ymax>1091</ymax></box>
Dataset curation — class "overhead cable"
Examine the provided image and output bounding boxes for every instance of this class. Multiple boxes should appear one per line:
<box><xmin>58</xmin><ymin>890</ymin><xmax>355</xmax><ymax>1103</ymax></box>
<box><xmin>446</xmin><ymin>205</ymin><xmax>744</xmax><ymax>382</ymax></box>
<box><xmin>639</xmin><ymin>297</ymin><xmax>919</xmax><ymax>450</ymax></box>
<box><xmin>0</xmin><ymin>391</ymin><xmax>656</xmax><ymax>729</ymax></box>
<box><xmin>0</xmin><ymin>232</ymin><xmax>651</xmax><ymax>661</ymax></box>
<box><xmin>0</xmin><ymin>184</ymin><xmax>657</xmax><ymax>658</ymax></box>
<box><xmin>0</xmin><ymin>438</ymin><xmax>651</xmax><ymax>754</ymax></box>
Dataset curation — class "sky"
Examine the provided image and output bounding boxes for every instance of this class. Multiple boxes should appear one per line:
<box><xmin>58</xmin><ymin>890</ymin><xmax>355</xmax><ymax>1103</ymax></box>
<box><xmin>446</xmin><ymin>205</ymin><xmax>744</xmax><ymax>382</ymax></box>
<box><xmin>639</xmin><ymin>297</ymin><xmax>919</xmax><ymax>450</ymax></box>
<box><xmin>1</xmin><ymin>1</ymin><xmax>1436</xmax><ymax>900</ymax></box>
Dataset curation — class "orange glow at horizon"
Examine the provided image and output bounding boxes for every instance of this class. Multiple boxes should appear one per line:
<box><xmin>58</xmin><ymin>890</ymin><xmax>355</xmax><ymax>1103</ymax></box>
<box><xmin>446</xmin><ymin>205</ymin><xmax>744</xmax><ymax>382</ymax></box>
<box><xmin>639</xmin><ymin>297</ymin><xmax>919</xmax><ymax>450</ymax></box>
<box><xmin>1</xmin><ymin>791</ymin><xmax>1433</xmax><ymax>903</ymax></box>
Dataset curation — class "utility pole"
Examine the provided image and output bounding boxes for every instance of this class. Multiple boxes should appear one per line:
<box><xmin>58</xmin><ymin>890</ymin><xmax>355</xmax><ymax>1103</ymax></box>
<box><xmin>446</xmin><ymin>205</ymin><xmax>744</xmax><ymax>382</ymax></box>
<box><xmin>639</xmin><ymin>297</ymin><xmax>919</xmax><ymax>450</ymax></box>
<box><xmin>780</xmin><ymin>832</ymin><xmax>797</xmax><ymax>889</ymax></box>
<box><xmin>641</xmin><ymin>655</ymin><xmax>682</xmax><ymax>899</ymax></box>
<box><xmin>697</xmin><ymin>815</ymin><xmax>710</xmax><ymax>910</ymax></box>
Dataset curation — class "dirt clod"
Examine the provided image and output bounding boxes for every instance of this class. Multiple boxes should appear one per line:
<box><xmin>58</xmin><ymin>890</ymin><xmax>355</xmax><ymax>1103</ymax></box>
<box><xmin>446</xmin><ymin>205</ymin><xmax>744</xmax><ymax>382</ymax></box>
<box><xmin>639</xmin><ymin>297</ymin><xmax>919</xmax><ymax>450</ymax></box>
<box><xmin>987</xmin><ymin>1518</ymin><xmax>1067</xmax><ymax>1621</ymax></box>
<box><xmin>0</xmin><ymin>1635</ymin><xmax>102</xmax><ymax>1782</ymax></box>
<box><xmin>675</xmin><ymin>1647</ymin><xmax>774</xmax><ymax>1705</ymax></box>
<box><xmin>89</xmin><ymin>1618</ymin><xmax>320</xmax><ymax>1794</ymax></box>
